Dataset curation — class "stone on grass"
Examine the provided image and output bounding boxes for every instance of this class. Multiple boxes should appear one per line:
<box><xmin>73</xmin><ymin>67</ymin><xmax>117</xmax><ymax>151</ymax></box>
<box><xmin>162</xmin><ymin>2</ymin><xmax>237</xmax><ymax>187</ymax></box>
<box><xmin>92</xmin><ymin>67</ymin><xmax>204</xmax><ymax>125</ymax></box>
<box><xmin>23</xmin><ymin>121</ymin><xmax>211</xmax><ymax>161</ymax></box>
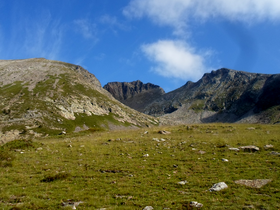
<box><xmin>269</xmin><ymin>151</ymin><xmax>280</xmax><ymax>155</ymax></box>
<box><xmin>229</xmin><ymin>148</ymin><xmax>239</xmax><ymax>151</ymax></box>
<box><xmin>222</xmin><ymin>158</ymin><xmax>229</xmax><ymax>162</ymax></box>
<box><xmin>143</xmin><ymin>154</ymin><xmax>149</xmax><ymax>157</ymax></box>
<box><xmin>239</xmin><ymin>145</ymin><xmax>259</xmax><ymax>152</ymax></box>
<box><xmin>59</xmin><ymin>131</ymin><xmax>66</xmax><ymax>135</ymax></box>
<box><xmin>209</xmin><ymin>182</ymin><xmax>228</xmax><ymax>192</ymax></box>
<box><xmin>61</xmin><ymin>200</ymin><xmax>83</xmax><ymax>209</ymax></box>
<box><xmin>143</xmin><ymin>206</ymin><xmax>154</xmax><ymax>210</ymax></box>
<box><xmin>189</xmin><ymin>201</ymin><xmax>203</xmax><ymax>208</ymax></box>
<box><xmin>152</xmin><ymin>138</ymin><xmax>160</xmax><ymax>142</ymax></box>
<box><xmin>158</xmin><ymin>130</ymin><xmax>171</xmax><ymax>135</ymax></box>
<box><xmin>197</xmin><ymin>150</ymin><xmax>206</xmax><ymax>154</ymax></box>
<box><xmin>264</xmin><ymin>144</ymin><xmax>273</xmax><ymax>149</ymax></box>
<box><xmin>234</xmin><ymin>179</ymin><xmax>272</xmax><ymax>188</ymax></box>
<box><xmin>177</xmin><ymin>180</ymin><xmax>188</xmax><ymax>185</ymax></box>
<box><xmin>247</xmin><ymin>127</ymin><xmax>255</xmax><ymax>130</ymax></box>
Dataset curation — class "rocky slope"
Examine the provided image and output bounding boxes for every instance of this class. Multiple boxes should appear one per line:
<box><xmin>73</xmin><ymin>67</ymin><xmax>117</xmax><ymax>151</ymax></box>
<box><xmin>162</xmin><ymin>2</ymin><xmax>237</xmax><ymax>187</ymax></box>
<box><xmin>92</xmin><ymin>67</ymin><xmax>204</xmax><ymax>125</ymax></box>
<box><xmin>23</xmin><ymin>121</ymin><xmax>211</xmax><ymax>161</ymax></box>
<box><xmin>143</xmin><ymin>68</ymin><xmax>280</xmax><ymax>124</ymax></box>
<box><xmin>104</xmin><ymin>80</ymin><xmax>165</xmax><ymax>112</ymax></box>
<box><xmin>0</xmin><ymin>58</ymin><xmax>158</xmax><ymax>144</ymax></box>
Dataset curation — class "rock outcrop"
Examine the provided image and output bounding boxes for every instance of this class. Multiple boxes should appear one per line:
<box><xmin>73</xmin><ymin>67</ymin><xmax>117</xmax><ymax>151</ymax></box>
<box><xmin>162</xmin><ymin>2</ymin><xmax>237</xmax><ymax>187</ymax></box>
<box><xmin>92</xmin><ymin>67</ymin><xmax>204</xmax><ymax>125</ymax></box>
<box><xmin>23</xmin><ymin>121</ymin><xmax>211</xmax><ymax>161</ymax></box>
<box><xmin>104</xmin><ymin>80</ymin><xmax>165</xmax><ymax>112</ymax></box>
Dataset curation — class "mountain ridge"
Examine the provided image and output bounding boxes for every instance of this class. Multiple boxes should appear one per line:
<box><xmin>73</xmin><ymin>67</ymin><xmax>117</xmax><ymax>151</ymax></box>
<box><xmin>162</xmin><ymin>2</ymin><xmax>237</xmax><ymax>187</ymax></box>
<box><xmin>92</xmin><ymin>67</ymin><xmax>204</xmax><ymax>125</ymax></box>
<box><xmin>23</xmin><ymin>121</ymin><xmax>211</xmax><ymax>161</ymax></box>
<box><xmin>104</xmin><ymin>68</ymin><xmax>280</xmax><ymax>124</ymax></box>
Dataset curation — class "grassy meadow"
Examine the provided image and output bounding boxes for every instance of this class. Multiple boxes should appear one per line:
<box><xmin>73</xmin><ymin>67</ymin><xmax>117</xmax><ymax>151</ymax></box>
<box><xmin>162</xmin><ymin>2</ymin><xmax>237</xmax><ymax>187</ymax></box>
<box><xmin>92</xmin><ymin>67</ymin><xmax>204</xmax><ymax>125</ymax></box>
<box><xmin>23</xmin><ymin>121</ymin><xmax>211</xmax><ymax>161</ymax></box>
<box><xmin>0</xmin><ymin>123</ymin><xmax>280</xmax><ymax>209</ymax></box>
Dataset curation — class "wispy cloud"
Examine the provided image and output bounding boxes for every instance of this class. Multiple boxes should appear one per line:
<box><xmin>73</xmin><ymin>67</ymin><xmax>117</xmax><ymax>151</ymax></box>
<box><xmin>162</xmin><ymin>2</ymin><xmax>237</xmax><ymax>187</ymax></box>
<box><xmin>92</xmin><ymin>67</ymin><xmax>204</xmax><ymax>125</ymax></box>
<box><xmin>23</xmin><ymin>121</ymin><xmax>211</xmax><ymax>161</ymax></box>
<box><xmin>74</xmin><ymin>18</ymin><xmax>99</xmax><ymax>42</ymax></box>
<box><xmin>141</xmin><ymin>40</ymin><xmax>208</xmax><ymax>81</ymax></box>
<box><xmin>23</xmin><ymin>14</ymin><xmax>64</xmax><ymax>60</ymax></box>
<box><xmin>1</xmin><ymin>10</ymin><xmax>65</xmax><ymax>61</ymax></box>
<box><xmin>124</xmin><ymin>0</ymin><xmax>280</xmax><ymax>36</ymax></box>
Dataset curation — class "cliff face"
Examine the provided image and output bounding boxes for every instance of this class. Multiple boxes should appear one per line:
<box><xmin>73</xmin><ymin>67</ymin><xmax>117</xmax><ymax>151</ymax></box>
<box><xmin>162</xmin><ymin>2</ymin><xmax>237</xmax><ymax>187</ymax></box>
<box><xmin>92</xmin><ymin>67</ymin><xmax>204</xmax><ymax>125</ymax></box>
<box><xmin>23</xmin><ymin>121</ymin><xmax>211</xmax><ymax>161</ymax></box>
<box><xmin>0</xmin><ymin>58</ymin><xmax>158</xmax><ymax>144</ymax></box>
<box><xmin>104</xmin><ymin>80</ymin><xmax>165</xmax><ymax>112</ymax></box>
<box><xmin>143</xmin><ymin>68</ymin><xmax>280</xmax><ymax>124</ymax></box>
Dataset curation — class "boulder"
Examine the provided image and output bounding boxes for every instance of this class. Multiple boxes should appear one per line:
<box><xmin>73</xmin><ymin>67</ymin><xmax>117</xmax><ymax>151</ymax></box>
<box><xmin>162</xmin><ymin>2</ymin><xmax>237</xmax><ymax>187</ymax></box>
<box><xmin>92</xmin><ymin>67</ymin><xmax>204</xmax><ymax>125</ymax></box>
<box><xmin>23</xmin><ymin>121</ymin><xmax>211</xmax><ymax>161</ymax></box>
<box><xmin>209</xmin><ymin>182</ymin><xmax>228</xmax><ymax>192</ymax></box>
<box><xmin>239</xmin><ymin>145</ymin><xmax>259</xmax><ymax>152</ymax></box>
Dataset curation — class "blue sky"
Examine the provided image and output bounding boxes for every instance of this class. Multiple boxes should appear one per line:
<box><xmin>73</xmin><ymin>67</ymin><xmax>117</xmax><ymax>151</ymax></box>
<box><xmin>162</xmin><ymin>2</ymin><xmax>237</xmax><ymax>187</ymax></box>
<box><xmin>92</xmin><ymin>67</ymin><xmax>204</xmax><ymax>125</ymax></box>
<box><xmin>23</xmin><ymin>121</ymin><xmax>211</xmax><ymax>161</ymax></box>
<box><xmin>1</xmin><ymin>0</ymin><xmax>280</xmax><ymax>92</ymax></box>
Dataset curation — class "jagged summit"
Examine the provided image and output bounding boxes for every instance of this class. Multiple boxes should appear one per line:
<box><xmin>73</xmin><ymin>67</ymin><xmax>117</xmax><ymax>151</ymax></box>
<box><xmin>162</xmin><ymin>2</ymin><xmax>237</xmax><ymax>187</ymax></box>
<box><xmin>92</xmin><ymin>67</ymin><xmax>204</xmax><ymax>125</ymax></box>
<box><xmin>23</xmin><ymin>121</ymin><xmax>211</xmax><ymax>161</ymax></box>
<box><xmin>104</xmin><ymin>80</ymin><xmax>165</xmax><ymax>112</ymax></box>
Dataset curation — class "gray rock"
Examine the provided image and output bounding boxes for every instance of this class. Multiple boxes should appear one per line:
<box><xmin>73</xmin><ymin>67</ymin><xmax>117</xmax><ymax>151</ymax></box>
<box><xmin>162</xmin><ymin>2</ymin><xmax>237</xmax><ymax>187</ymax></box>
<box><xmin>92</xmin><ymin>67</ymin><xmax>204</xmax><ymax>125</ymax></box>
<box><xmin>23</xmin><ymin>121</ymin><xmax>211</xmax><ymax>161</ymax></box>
<box><xmin>239</xmin><ymin>145</ymin><xmax>259</xmax><ymax>152</ymax></box>
<box><xmin>235</xmin><ymin>179</ymin><xmax>272</xmax><ymax>188</ymax></box>
<box><xmin>209</xmin><ymin>182</ymin><xmax>228</xmax><ymax>191</ymax></box>
<box><xmin>269</xmin><ymin>151</ymin><xmax>280</xmax><ymax>155</ymax></box>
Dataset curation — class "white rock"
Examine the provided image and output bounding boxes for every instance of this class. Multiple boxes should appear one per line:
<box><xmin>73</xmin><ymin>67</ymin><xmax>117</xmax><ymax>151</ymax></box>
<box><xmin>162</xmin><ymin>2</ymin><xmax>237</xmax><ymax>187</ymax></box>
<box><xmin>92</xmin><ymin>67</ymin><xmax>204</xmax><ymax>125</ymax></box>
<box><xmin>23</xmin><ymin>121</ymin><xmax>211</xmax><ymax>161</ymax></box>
<box><xmin>222</xmin><ymin>158</ymin><xmax>229</xmax><ymax>162</ymax></box>
<box><xmin>143</xmin><ymin>206</ymin><xmax>154</xmax><ymax>210</ymax></box>
<box><xmin>177</xmin><ymin>180</ymin><xmax>188</xmax><ymax>185</ymax></box>
<box><xmin>143</xmin><ymin>154</ymin><xmax>149</xmax><ymax>157</ymax></box>
<box><xmin>264</xmin><ymin>144</ymin><xmax>273</xmax><ymax>149</ymax></box>
<box><xmin>209</xmin><ymin>182</ymin><xmax>228</xmax><ymax>192</ymax></box>
<box><xmin>152</xmin><ymin>138</ymin><xmax>160</xmax><ymax>142</ymax></box>
<box><xmin>229</xmin><ymin>148</ymin><xmax>239</xmax><ymax>151</ymax></box>
<box><xmin>190</xmin><ymin>201</ymin><xmax>203</xmax><ymax>208</ymax></box>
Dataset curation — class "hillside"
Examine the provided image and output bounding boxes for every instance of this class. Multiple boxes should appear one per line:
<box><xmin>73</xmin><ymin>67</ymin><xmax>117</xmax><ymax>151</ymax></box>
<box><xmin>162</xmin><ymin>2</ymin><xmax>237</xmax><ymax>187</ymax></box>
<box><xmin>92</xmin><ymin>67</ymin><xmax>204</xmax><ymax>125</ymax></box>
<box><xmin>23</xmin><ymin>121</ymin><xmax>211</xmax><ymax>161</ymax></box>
<box><xmin>104</xmin><ymin>80</ymin><xmax>165</xmax><ymax>112</ymax></box>
<box><xmin>144</xmin><ymin>68</ymin><xmax>280</xmax><ymax>124</ymax></box>
<box><xmin>0</xmin><ymin>58</ymin><xmax>158</xmax><ymax>144</ymax></box>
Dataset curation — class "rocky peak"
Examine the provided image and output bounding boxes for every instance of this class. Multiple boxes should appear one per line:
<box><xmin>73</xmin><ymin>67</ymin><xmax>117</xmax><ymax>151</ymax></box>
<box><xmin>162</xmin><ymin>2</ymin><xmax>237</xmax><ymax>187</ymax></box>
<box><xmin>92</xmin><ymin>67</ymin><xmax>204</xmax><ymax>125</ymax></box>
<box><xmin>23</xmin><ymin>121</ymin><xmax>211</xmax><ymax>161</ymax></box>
<box><xmin>143</xmin><ymin>68</ymin><xmax>280</xmax><ymax>124</ymax></box>
<box><xmin>104</xmin><ymin>80</ymin><xmax>165</xmax><ymax>112</ymax></box>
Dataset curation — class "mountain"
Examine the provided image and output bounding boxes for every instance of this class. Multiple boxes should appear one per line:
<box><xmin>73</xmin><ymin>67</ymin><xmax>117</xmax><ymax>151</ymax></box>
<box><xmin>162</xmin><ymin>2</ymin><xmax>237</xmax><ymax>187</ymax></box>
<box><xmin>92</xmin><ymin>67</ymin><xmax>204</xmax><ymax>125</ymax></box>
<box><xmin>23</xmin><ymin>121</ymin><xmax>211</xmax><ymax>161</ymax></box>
<box><xmin>143</xmin><ymin>68</ymin><xmax>280</xmax><ymax>124</ymax></box>
<box><xmin>104</xmin><ymin>80</ymin><xmax>165</xmax><ymax>112</ymax></box>
<box><xmin>0</xmin><ymin>58</ymin><xmax>158</xmax><ymax>144</ymax></box>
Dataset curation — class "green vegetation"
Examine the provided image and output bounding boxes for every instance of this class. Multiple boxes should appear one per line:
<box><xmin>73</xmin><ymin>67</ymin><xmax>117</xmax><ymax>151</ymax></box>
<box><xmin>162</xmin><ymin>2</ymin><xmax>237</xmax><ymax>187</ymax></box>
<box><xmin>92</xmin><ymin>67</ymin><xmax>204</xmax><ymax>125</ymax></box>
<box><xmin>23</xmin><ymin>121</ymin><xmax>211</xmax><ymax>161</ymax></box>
<box><xmin>0</xmin><ymin>124</ymin><xmax>279</xmax><ymax>209</ymax></box>
<box><xmin>189</xmin><ymin>100</ymin><xmax>205</xmax><ymax>113</ymax></box>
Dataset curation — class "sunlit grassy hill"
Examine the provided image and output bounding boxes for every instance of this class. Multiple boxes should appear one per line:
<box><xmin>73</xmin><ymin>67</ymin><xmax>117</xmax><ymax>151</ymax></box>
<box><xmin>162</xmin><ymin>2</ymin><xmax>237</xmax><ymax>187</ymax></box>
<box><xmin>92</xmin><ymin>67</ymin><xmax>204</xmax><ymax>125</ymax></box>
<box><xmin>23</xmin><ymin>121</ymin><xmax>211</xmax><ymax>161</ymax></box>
<box><xmin>0</xmin><ymin>58</ymin><xmax>158</xmax><ymax>144</ymax></box>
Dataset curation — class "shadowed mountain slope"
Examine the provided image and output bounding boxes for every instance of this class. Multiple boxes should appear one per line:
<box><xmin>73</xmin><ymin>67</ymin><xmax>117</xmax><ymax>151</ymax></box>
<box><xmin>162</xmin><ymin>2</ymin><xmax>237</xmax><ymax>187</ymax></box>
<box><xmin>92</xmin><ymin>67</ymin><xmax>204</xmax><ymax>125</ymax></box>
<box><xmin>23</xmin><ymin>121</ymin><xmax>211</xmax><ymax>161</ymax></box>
<box><xmin>143</xmin><ymin>68</ymin><xmax>280</xmax><ymax>124</ymax></box>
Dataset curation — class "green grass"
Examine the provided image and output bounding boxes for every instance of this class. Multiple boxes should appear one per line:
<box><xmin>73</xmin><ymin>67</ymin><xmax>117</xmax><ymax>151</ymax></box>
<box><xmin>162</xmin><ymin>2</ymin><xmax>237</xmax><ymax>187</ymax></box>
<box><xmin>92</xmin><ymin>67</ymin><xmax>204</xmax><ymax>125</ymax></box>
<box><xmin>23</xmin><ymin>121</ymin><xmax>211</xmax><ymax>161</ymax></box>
<box><xmin>0</xmin><ymin>123</ymin><xmax>279</xmax><ymax>209</ymax></box>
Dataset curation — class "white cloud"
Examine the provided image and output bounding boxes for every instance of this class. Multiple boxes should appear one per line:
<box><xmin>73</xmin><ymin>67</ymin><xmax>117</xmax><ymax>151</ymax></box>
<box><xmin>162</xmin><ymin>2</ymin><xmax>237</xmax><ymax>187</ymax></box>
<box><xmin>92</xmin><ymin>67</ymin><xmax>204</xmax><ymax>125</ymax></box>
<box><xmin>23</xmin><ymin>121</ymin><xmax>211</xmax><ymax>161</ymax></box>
<box><xmin>141</xmin><ymin>40</ymin><xmax>207</xmax><ymax>81</ymax></box>
<box><xmin>124</xmin><ymin>0</ymin><xmax>280</xmax><ymax>35</ymax></box>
